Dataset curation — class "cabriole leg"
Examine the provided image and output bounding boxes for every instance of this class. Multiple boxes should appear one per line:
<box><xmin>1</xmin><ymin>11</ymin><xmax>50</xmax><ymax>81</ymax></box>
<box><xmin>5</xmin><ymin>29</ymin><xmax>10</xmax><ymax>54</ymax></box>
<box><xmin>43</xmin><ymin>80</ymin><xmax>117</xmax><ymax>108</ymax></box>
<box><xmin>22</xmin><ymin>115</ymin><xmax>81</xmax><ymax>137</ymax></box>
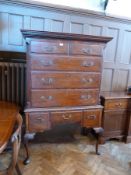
<box><xmin>23</xmin><ymin>133</ymin><xmax>35</xmax><ymax>165</ymax></box>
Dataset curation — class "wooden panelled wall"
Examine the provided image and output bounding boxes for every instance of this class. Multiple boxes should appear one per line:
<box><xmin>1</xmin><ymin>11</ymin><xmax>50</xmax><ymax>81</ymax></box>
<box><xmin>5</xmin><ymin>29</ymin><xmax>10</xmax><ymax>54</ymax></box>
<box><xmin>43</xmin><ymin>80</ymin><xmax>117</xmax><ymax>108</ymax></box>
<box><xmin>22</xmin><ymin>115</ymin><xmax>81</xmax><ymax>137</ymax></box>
<box><xmin>0</xmin><ymin>1</ymin><xmax>131</xmax><ymax>92</ymax></box>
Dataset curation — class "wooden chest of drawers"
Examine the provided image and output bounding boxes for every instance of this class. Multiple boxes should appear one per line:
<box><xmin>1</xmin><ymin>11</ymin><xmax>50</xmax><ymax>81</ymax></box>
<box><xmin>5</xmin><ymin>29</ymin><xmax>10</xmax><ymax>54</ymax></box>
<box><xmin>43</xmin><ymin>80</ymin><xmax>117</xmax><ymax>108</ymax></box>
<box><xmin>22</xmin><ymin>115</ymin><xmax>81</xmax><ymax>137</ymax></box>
<box><xmin>22</xmin><ymin>30</ymin><xmax>111</xmax><ymax>163</ymax></box>
<box><xmin>100</xmin><ymin>92</ymin><xmax>131</xmax><ymax>143</ymax></box>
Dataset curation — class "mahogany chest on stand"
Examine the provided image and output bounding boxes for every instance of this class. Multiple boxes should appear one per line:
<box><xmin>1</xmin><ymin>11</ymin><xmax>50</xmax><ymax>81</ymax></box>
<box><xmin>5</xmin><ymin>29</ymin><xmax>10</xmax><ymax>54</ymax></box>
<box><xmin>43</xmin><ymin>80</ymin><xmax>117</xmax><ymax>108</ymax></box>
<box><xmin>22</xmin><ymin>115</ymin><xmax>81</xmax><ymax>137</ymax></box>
<box><xmin>21</xmin><ymin>30</ymin><xmax>111</xmax><ymax>163</ymax></box>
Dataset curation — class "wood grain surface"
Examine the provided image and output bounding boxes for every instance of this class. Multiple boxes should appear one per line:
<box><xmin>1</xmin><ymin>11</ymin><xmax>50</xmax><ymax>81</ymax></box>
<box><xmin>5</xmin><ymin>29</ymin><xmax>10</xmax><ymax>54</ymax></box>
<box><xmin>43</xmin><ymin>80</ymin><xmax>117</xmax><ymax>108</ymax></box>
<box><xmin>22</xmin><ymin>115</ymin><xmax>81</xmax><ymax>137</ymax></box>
<box><xmin>0</xmin><ymin>101</ymin><xmax>19</xmax><ymax>153</ymax></box>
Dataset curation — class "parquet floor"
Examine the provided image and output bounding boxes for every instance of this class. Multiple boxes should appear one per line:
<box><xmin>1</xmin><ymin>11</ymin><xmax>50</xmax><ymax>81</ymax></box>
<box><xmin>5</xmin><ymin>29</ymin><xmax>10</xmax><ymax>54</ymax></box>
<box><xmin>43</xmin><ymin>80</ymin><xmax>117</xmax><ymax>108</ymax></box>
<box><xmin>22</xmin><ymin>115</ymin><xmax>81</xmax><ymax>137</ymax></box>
<box><xmin>0</xmin><ymin>135</ymin><xmax>131</xmax><ymax>175</ymax></box>
<box><xmin>18</xmin><ymin>135</ymin><xmax>131</xmax><ymax>175</ymax></box>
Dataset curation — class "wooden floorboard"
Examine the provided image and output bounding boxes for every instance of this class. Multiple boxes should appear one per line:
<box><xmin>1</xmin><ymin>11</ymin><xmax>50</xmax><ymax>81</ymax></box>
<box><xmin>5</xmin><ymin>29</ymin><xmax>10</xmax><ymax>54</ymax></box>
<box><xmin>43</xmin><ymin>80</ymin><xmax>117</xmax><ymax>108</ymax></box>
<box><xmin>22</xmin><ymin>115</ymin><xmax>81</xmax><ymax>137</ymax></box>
<box><xmin>18</xmin><ymin>135</ymin><xmax>131</xmax><ymax>175</ymax></box>
<box><xmin>0</xmin><ymin>135</ymin><xmax>131</xmax><ymax>175</ymax></box>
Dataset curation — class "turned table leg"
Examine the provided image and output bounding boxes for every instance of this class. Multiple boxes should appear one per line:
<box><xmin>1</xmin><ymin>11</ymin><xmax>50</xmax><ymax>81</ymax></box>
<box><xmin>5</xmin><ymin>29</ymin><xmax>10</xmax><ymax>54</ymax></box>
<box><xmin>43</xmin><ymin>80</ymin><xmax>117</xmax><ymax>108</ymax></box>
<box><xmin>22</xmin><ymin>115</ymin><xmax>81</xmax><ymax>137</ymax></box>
<box><xmin>23</xmin><ymin>133</ymin><xmax>35</xmax><ymax>165</ymax></box>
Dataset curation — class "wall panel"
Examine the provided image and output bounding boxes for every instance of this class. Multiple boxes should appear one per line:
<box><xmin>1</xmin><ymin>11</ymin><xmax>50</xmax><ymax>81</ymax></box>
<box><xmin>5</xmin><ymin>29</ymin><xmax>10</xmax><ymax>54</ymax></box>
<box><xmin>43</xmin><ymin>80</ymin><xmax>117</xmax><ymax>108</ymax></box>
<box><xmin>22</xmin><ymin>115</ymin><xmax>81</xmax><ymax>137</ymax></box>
<box><xmin>51</xmin><ymin>20</ymin><xmax>64</xmax><ymax>32</ymax></box>
<box><xmin>70</xmin><ymin>16</ymin><xmax>88</xmax><ymax>34</ymax></box>
<box><xmin>0</xmin><ymin>1</ymin><xmax>131</xmax><ymax>92</ymax></box>
<box><xmin>70</xmin><ymin>22</ymin><xmax>84</xmax><ymax>34</ymax></box>
<box><xmin>8</xmin><ymin>14</ymin><xmax>24</xmax><ymax>46</ymax></box>
<box><xmin>30</xmin><ymin>17</ymin><xmax>45</xmax><ymax>30</ymax></box>
<box><xmin>103</xmin><ymin>27</ymin><xmax>119</xmax><ymax>63</ymax></box>
<box><xmin>101</xmin><ymin>69</ymin><xmax>113</xmax><ymax>91</ymax></box>
<box><xmin>112</xmin><ymin>69</ymin><xmax>129</xmax><ymax>91</ymax></box>
<box><xmin>88</xmin><ymin>24</ymin><xmax>102</xmax><ymax>36</ymax></box>
<box><xmin>119</xmin><ymin>30</ymin><xmax>131</xmax><ymax>64</ymax></box>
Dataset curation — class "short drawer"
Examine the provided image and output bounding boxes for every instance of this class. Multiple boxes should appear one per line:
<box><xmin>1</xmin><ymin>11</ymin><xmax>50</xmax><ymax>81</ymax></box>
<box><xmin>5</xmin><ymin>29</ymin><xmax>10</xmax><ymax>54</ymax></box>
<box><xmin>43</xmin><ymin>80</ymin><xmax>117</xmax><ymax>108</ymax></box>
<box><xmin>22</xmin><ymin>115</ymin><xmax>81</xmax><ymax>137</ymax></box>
<box><xmin>70</xmin><ymin>41</ymin><xmax>104</xmax><ymax>56</ymax></box>
<box><xmin>31</xmin><ymin>71</ymin><xmax>101</xmax><ymax>89</ymax></box>
<box><xmin>51</xmin><ymin>110</ymin><xmax>82</xmax><ymax>126</ymax></box>
<box><xmin>31</xmin><ymin>89</ymin><xmax>99</xmax><ymax>108</ymax></box>
<box><xmin>30</xmin><ymin>54</ymin><xmax>101</xmax><ymax>72</ymax></box>
<box><xmin>105</xmin><ymin>99</ymin><xmax>128</xmax><ymax>110</ymax></box>
<box><xmin>28</xmin><ymin>113</ymin><xmax>50</xmax><ymax>132</ymax></box>
<box><xmin>30</xmin><ymin>39</ymin><xmax>68</xmax><ymax>54</ymax></box>
<box><xmin>82</xmin><ymin>109</ymin><xmax>102</xmax><ymax>128</ymax></box>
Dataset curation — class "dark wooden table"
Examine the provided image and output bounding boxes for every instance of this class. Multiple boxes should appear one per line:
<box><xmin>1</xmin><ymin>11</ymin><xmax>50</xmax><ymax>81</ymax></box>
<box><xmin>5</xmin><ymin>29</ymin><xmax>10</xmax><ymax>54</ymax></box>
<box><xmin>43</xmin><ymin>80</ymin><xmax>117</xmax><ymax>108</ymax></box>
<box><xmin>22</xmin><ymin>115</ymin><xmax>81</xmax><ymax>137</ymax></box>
<box><xmin>0</xmin><ymin>101</ymin><xmax>20</xmax><ymax>153</ymax></box>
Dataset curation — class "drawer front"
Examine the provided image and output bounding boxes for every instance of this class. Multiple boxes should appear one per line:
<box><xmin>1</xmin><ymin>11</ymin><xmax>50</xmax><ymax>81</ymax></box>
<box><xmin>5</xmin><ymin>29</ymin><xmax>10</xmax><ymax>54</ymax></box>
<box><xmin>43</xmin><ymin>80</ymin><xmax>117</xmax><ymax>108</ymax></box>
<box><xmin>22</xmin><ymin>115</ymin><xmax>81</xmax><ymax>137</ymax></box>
<box><xmin>51</xmin><ymin>110</ymin><xmax>82</xmax><ymax>126</ymax></box>
<box><xmin>105</xmin><ymin>99</ymin><xmax>128</xmax><ymax>110</ymax></box>
<box><xmin>31</xmin><ymin>72</ymin><xmax>101</xmax><ymax>89</ymax></box>
<box><xmin>28</xmin><ymin>113</ymin><xmax>50</xmax><ymax>132</ymax></box>
<box><xmin>82</xmin><ymin>109</ymin><xmax>102</xmax><ymax>128</ymax></box>
<box><xmin>70</xmin><ymin>41</ymin><xmax>103</xmax><ymax>56</ymax></box>
<box><xmin>31</xmin><ymin>89</ymin><xmax>99</xmax><ymax>107</ymax></box>
<box><xmin>30</xmin><ymin>55</ymin><xmax>101</xmax><ymax>72</ymax></box>
<box><xmin>30</xmin><ymin>39</ymin><xmax>68</xmax><ymax>54</ymax></box>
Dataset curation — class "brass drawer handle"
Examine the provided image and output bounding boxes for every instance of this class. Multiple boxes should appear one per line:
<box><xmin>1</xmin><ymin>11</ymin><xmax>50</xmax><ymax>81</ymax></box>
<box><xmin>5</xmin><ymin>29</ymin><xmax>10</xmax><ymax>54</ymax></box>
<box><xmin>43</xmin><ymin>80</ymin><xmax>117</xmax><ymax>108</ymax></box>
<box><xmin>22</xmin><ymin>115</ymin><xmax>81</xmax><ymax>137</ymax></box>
<box><xmin>115</xmin><ymin>103</ymin><xmax>122</xmax><ymax>107</ymax></box>
<box><xmin>62</xmin><ymin>114</ymin><xmax>72</xmax><ymax>120</ymax></box>
<box><xmin>36</xmin><ymin>118</ymin><xmax>45</xmax><ymax>122</ymax></box>
<box><xmin>81</xmin><ymin>95</ymin><xmax>91</xmax><ymax>99</ymax></box>
<box><xmin>40</xmin><ymin>96</ymin><xmax>53</xmax><ymax>100</ymax></box>
<box><xmin>41</xmin><ymin>78</ymin><xmax>53</xmax><ymax>84</ymax></box>
<box><xmin>82</xmin><ymin>48</ymin><xmax>91</xmax><ymax>54</ymax></box>
<box><xmin>86</xmin><ymin>115</ymin><xmax>96</xmax><ymax>120</ymax></box>
<box><xmin>44</xmin><ymin>46</ymin><xmax>54</xmax><ymax>52</ymax></box>
<box><xmin>82</xmin><ymin>61</ymin><xmax>94</xmax><ymax>67</ymax></box>
<box><xmin>41</xmin><ymin>60</ymin><xmax>53</xmax><ymax>66</ymax></box>
<box><xmin>82</xmin><ymin>78</ymin><xmax>93</xmax><ymax>83</ymax></box>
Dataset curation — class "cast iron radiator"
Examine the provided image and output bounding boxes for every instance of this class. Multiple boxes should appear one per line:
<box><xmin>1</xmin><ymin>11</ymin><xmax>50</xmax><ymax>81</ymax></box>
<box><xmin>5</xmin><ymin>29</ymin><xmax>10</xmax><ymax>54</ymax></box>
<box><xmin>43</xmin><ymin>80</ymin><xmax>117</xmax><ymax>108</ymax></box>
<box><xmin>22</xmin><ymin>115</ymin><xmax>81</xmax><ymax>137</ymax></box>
<box><xmin>0</xmin><ymin>59</ymin><xmax>26</xmax><ymax>109</ymax></box>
